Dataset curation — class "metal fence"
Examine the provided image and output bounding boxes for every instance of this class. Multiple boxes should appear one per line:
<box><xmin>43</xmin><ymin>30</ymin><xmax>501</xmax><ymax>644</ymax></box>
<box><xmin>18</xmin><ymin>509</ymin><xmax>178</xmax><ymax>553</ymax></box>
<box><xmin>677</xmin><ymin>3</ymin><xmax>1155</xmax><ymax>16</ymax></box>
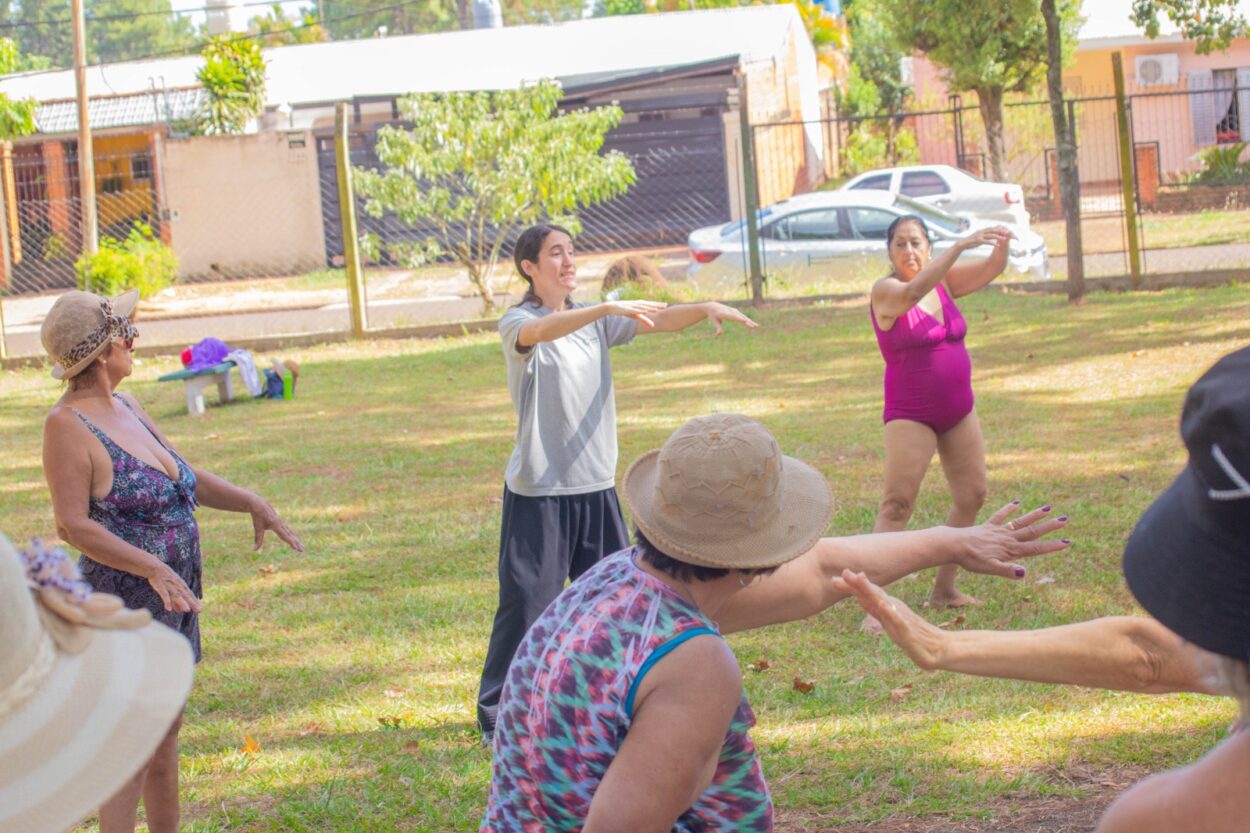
<box><xmin>4</xmin><ymin>79</ymin><xmax>1249</xmax><ymax>360</ymax></box>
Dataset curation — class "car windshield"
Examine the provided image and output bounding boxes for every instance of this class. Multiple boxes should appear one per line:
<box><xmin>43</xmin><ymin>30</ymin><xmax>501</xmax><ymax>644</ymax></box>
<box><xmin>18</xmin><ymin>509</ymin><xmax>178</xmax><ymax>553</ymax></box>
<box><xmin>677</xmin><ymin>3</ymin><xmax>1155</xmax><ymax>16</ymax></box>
<box><xmin>721</xmin><ymin>207</ymin><xmax>775</xmax><ymax>238</ymax></box>
<box><xmin>892</xmin><ymin>195</ymin><xmax>967</xmax><ymax>233</ymax></box>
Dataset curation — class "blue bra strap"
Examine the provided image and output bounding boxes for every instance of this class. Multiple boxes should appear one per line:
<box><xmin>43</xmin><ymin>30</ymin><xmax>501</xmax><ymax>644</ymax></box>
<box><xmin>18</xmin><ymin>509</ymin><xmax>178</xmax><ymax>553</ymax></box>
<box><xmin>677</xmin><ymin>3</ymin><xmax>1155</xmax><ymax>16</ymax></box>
<box><xmin>624</xmin><ymin>626</ymin><xmax>718</xmax><ymax>718</ymax></box>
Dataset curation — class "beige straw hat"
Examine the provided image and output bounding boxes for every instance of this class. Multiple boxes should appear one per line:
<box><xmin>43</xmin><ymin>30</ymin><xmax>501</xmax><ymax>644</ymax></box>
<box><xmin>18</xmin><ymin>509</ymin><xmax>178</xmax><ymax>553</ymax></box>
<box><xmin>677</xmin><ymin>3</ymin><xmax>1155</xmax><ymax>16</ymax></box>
<box><xmin>0</xmin><ymin>533</ymin><xmax>193</xmax><ymax>833</ymax></box>
<box><xmin>623</xmin><ymin>413</ymin><xmax>834</xmax><ymax>570</ymax></box>
<box><xmin>40</xmin><ymin>289</ymin><xmax>140</xmax><ymax>380</ymax></box>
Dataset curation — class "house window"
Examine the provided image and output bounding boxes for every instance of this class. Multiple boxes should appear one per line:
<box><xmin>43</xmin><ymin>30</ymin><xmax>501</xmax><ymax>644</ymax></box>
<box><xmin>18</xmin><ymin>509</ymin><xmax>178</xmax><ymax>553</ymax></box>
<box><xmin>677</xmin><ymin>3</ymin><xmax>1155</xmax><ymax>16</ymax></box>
<box><xmin>1214</xmin><ymin>69</ymin><xmax>1241</xmax><ymax>144</ymax></box>
<box><xmin>131</xmin><ymin>152</ymin><xmax>152</xmax><ymax>181</ymax></box>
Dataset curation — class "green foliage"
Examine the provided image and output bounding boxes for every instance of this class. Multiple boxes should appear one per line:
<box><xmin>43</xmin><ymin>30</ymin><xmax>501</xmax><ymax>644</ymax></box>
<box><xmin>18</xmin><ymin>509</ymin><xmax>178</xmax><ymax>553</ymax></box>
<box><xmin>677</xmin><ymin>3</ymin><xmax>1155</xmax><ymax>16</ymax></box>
<box><xmin>195</xmin><ymin>36</ymin><xmax>267</xmax><ymax>136</ymax></box>
<box><xmin>1132</xmin><ymin>0</ymin><xmax>1250</xmax><ymax>54</ymax></box>
<box><xmin>75</xmin><ymin>222</ymin><xmax>178</xmax><ymax>298</ymax></box>
<box><xmin>843</xmin><ymin>0</ymin><xmax>910</xmax><ymax>114</ymax></box>
<box><xmin>599</xmin><ymin>0</ymin><xmax>644</xmax><ymax>14</ymax></box>
<box><xmin>875</xmin><ymin>0</ymin><xmax>1081</xmax><ymax>180</ymax></box>
<box><xmin>88</xmin><ymin>0</ymin><xmax>196</xmax><ymax>64</ymax></box>
<box><xmin>319</xmin><ymin>0</ymin><xmax>457</xmax><ymax>39</ymax></box>
<box><xmin>0</xmin><ymin>39</ymin><xmax>37</xmax><ymax>141</ymax></box>
<box><xmin>354</xmin><ymin>80</ymin><xmax>636</xmax><ymax>313</ymax></box>
<box><xmin>249</xmin><ymin>3</ymin><xmax>328</xmax><ymax>46</ymax></box>
<box><xmin>1190</xmin><ymin>141</ymin><xmax>1250</xmax><ymax>183</ymax></box>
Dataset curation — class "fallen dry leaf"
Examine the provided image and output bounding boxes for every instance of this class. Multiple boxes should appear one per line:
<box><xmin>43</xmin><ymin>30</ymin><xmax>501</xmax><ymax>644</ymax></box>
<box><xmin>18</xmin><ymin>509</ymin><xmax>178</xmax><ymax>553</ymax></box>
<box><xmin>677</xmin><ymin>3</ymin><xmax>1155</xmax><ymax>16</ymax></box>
<box><xmin>747</xmin><ymin>660</ymin><xmax>772</xmax><ymax>672</ymax></box>
<box><xmin>403</xmin><ymin>740</ymin><xmax>421</xmax><ymax>753</ymax></box>
<box><xmin>384</xmin><ymin>688</ymin><xmax>404</xmax><ymax>699</ymax></box>
<box><xmin>257</xmin><ymin>564</ymin><xmax>277</xmax><ymax>575</ymax></box>
<box><xmin>792</xmin><ymin>676</ymin><xmax>815</xmax><ymax>694</ymax></box>
<box><xmin>241</xmin><ymin>735</ymin><xmax>261</xmax><ymax>755</ymax></box>
<box><xmin>1035</xmin><ymin>576</ymin><xmax>1057</xmax><ymax>585</ymax></box>
<box><xmin>889</xmin><ymin>684</ymin><xmax>913</xmax><ymax>702</ymax></box>
<box><xmin>296</xmin><ymin>723</ymin><xmax>322</xmax><ymax>738</ymax></box>
<box><xmin>936</xmin><ymin>614</ymin><xmax>966</xmax><ymax>629</ymax></box>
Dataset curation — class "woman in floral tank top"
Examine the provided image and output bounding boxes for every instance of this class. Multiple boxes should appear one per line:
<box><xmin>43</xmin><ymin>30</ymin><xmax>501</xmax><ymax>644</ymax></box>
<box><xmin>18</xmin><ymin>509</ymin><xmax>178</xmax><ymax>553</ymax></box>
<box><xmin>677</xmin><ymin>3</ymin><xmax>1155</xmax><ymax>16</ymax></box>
<box><xmin>482</xmin><ymin>413</ymin><xmax>1070</xmax><ymax>831</ymax></box>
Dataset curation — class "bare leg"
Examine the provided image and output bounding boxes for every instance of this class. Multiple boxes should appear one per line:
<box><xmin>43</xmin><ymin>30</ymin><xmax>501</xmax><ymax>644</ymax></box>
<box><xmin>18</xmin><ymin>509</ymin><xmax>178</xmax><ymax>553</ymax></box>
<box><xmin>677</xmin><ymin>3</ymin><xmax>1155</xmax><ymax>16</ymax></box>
<box><xmin>930</xmin><ymin>410</ymin><xmax>988</xmax><ymax>608</ymax></box>
<box><xmin>98</xmin><ymin>765</ymin><xmax>148</xmax><ymax>833</ymax></box>
<box><xmin>863</xmin><ymin>420</ymin><xmax>939</xmax><ymax>634</ymax></box>
<box><xmin>140</xmin><ymin>711</ymin><xmax>184</xmax><ymax>833</ymax></box>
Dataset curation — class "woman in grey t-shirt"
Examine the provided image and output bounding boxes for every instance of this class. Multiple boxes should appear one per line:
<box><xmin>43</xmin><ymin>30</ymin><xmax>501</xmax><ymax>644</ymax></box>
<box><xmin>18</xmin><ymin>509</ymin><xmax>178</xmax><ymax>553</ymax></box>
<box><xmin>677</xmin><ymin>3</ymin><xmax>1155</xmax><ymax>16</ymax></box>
<box><xmin>477</xmin><ymin>224</ymin><xmax>756</xmax><ymax>739</ymax></box>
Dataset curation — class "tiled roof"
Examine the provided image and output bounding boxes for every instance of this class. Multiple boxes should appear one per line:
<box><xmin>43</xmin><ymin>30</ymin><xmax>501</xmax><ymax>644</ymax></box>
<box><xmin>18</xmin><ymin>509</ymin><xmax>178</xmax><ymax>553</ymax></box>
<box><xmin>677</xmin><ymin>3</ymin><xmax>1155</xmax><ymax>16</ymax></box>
<box><xmin>34</xmin><ymin>87</ymin><xmax>207</xmax><ymax>134</ymax></box>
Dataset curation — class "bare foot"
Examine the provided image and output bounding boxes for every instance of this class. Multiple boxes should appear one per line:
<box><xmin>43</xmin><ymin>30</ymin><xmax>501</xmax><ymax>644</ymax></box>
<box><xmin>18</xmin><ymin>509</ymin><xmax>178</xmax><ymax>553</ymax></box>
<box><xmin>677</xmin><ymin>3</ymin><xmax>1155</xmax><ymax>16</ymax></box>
<box><xmin>925</xmin><ymin>589</ymin><xmax>981</xmax><ymax>609</ymax></box>
<box><xmin>859</xmin><ymin>614</ymin><xmax>885</xmax><ymax>636</ymax></box>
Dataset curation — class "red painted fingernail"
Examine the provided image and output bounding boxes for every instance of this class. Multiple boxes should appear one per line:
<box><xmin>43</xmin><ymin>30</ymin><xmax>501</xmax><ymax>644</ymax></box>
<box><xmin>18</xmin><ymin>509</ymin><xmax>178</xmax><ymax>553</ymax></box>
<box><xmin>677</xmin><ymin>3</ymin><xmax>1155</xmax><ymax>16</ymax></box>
<box><xmin>1042</xmin><ymin>505</ymin><xmax>1052</xmax><ymax>512</ymax></box>
<box><xmin>1061</xmin><ymin>538</ymin><xmax>1071</xmax><ymax>544</ymax></box>
<box><xmin>1011</xmin><ymin>499</ymin><xmax>1021</xmax><ymax>505</ymax></box>
<box><xmin>1057</xmin><ymin>515</ymin><xmax>1068</xmax><ymax>522</ymax></box>
<box><xmin>1014</xmin><ymin>567</ymin><xmax>1026</xmax><ymax>577</ymax></box>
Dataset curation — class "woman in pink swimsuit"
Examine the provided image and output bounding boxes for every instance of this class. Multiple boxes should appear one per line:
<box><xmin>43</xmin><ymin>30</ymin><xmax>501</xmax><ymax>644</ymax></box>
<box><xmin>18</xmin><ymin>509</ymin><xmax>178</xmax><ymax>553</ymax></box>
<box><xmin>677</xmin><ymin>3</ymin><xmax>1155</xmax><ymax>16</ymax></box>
<box><xmin>868</xmin><ymin>215</ymin><xmax>1018</xmax><ymax>611</ymax></box>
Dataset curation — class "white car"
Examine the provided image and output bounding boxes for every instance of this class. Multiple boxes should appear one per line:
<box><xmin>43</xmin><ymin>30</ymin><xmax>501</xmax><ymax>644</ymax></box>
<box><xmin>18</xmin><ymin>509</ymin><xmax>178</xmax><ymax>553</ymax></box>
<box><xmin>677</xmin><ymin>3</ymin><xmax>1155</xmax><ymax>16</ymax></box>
<box><xmin>686</xmin><ymin>191</ymin><xmax>1048</xmax><ymax>289</ymax></box>
<box><xmin>840</xmin><ymin>164</ymin><xmax>1030</xmax><ymax>227</ymax></box>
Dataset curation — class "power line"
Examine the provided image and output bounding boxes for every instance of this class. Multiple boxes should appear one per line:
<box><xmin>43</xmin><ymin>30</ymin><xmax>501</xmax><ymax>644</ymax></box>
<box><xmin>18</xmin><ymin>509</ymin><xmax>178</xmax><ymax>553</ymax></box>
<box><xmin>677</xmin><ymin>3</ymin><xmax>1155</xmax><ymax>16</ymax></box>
<box><xmin>8</xmin><ymin>0</ymin><xmax>441</xmax><ymax>80</ymax></box>
<box><xmin>0</xmin><ymin>0</ymin><xmax>315</xmax><ymax>32</ymax></box>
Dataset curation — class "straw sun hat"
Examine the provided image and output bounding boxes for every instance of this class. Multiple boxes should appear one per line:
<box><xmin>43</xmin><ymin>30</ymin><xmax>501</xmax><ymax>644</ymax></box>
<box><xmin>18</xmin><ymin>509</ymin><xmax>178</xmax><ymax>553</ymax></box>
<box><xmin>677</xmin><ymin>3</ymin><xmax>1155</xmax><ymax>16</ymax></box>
<box><xmin>624</xmin><ymin>413</ymin><xmax>834</xmax><ymax>570</ymax></box>
<box><xmin>0</xmin><ymin>533</ymin><xmax>193</xmax><ymax>833</ymax></box>
<box><xmin>39</xmin><ymin>289</ymin><xmax>140</xmax><ymax>380</ymax></box>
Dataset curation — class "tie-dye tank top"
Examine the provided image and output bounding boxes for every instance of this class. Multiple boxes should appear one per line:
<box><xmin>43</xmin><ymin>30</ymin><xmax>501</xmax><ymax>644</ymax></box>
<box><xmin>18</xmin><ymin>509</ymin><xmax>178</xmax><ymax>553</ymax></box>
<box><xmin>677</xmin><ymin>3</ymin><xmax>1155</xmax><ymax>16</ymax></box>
<box><xmin>480</xmin><ymin>547</ymin><xmax>772</xmax><ymax>832</ymax></box>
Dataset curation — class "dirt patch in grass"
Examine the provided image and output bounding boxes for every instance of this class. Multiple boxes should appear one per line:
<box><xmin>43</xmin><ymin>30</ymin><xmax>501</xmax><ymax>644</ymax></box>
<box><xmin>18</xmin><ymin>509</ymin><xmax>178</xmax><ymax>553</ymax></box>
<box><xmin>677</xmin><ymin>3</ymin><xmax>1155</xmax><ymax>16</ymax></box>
<box><xmin>776</xmin><ymin>766</ymin><xmax>1148</xmax><ymax>833</ymax></box>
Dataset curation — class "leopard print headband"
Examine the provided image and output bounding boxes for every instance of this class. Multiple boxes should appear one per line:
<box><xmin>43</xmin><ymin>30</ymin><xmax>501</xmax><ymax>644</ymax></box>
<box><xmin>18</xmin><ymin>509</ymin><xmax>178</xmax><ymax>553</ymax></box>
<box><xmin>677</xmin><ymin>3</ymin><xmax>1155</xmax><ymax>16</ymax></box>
<box><xmin>56</xmin><ymin>299</ymin><xmax>139</xmax><ymax>372</ymax></box>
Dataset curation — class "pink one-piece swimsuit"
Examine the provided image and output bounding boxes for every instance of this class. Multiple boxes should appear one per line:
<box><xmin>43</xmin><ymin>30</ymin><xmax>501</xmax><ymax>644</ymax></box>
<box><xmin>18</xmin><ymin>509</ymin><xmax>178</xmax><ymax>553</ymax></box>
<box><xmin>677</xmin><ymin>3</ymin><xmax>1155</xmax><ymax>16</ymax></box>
<box><xmin>870</xmin><ymin>283</ymin><xmax>974</xmax><ymax>435</ymax></box>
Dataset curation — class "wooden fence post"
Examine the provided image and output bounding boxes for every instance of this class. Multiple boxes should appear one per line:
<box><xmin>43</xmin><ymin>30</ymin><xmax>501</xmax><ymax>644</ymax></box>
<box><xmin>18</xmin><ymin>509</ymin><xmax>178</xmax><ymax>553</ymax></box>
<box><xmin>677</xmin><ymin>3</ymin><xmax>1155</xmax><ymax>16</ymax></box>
<box><xmin>335</xmin><ymin>101</ymin><xmax>368</xmax><ymax>338</ymax></box>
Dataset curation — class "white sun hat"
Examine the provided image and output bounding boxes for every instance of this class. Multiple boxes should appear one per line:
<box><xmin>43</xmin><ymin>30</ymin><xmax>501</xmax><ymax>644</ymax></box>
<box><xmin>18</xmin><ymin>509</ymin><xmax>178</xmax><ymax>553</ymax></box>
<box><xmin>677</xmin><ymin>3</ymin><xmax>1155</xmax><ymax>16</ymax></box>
<box><xmin>0</xmin><ymin>533</ymin><xmax>193</xmax><ymax>833</ymax></box>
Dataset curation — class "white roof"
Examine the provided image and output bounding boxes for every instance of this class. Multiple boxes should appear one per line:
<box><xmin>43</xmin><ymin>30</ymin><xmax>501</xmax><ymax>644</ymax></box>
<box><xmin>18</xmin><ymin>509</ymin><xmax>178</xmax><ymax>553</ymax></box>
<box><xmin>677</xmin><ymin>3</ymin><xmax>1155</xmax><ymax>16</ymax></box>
<box><xmin>1079</xmin><ymin>0</ymin><xmax>1250</xmax><ymax>49</ymax></box>
<box><xmin>0</xmin><ymin>5</ymin><xmax>799</xmax><ymax>105</ymax></box>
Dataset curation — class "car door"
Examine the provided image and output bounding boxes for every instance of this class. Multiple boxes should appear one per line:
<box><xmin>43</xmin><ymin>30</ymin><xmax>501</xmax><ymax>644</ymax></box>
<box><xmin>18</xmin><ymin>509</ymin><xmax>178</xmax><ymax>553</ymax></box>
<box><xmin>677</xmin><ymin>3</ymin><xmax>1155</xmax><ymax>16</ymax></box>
<box><xmin>843</xmin><ymin>206</ymin><xmax>900</xmax><ymax>275</ymax></box>
<box><xmin>899</xmin><ymin>170</ymin><xmax>956</xmax><ymax>213</ymax></box>
<box><xmin>760</xmin><ymin>208</ymin><xmax>859</xmax><ymax>283</ymax></box>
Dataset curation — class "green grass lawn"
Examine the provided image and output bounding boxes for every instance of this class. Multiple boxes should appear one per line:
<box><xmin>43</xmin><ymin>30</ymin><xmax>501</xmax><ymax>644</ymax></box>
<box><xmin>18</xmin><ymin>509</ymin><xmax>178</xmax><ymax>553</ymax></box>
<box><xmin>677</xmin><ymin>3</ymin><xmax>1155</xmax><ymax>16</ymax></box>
<box><xmin>1035</xmin><ymin>207</ymin><xmax>1250</xmax><ymax>257</ymax></box>
<box><xmin>3</xmin><ymin>286</ymin><xmax>1249</xmax><ymax>832</ymax></box>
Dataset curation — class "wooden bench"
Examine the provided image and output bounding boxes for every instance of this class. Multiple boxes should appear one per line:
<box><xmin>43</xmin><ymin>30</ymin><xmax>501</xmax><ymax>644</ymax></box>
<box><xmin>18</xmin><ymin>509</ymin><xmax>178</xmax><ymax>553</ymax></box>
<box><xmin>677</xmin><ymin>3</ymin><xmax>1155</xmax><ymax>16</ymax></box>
<box><xmin>157</xmin><ymin>360</ymin><xmax>236</xmax><ymax>416</ymax></box>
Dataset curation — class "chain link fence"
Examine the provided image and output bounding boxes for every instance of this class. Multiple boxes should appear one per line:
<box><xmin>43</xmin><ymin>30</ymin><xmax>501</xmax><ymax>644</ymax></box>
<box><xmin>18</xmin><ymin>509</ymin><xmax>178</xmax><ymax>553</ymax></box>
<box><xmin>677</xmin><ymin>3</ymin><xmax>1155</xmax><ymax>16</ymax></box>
<box><xmin>4</xmin><ymin>77</ymin><xmax>1248</xmax><ymax>360</ymax></box>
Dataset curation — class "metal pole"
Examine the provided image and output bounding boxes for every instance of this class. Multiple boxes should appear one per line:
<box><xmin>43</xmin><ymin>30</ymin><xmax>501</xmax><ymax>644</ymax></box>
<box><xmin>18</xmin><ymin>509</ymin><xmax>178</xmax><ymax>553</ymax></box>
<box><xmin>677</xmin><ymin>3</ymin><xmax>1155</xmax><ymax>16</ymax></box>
<box><xmin>71</xmin><ymin>0</ymin><xmax>98</xmax><ymax>255</ymax></box>
<box><xmin>1112</xmin><ymin>52</ymin><xmax>1142</xmax><ymax>288</ymax></box>
<box><xmin>737</xmin><ymin>73</ymin><xmax>764</xmax><ymax>305</ymax></box>
<box><xmin>334</xmin><ymin>102</ymin><xmax>368</xmax><ymax>338</ymax></box>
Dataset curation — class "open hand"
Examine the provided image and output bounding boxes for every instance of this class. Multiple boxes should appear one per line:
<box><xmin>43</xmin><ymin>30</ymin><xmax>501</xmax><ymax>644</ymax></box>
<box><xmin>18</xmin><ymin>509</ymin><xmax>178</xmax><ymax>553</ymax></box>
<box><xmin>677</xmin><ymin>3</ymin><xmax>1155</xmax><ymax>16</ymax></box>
<box><xmin>250</xmin><ymin>497</ymin><xmax>305</xmax><ymax>553</ymax></box>
<box><xmin>603</xmin><ymin>299</ymin><xmax>668</xmax><ymax>329</ymax></box>
<box><xmin>703</xmin><ymin>302</ymin><xmax>758</xmax><ymax>335</ymax></box>
<box><xmin>955</xmin><ymin>501</ymin><xmax>1070</xmax><ymax>579</ymax></box>
<box><xmin>145</xmin><ymin>561</ymin><xmax>202</xmax><ymax>614</ymax></box>
<box><xmin>833</xmin><ymin>570</ymin><xmax>946</xmax><ymax>670</ymax></box>
<box><xmin>960</xmin><ymin>225</ymin><xmax>1014</xmax><ymax>251</ymax></box>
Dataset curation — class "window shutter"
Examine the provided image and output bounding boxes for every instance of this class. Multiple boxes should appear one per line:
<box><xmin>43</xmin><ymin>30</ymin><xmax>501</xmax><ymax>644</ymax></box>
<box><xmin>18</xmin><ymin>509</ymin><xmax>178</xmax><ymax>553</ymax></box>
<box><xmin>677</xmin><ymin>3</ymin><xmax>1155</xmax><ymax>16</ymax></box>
<box><xmin>1190</xmin><ymin>69</ymin><xmax>1216</xmax><ymax>146</ymax></box>
<box><xmin>1237</xmin><ymin>68</ymin><xmax>1250</xmax><ymax>140</ymax></box>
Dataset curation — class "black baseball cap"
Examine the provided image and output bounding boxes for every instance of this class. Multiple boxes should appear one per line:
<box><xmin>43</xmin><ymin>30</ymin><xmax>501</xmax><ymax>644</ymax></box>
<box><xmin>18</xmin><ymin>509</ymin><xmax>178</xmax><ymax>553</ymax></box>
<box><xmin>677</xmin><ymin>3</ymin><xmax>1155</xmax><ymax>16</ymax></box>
<box><xmin>1123</xmin><ymin>346</ymin><xmax>1250</xmax><ymax>662</ymax></box>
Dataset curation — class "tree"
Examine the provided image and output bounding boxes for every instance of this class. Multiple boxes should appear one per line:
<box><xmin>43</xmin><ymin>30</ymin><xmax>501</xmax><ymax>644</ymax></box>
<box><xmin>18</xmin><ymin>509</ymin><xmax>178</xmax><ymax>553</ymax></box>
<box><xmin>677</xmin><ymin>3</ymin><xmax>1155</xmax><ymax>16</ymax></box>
<box><xmin>318</xmin><ymin>0</ymin><xmax>457</xmax><ymax>39</ymax></box>
<box><xmin>195</xmin><ymin>36</ymin><xmax>267</xmax><ymax>135</ymax></box>
<box><xmin>248</xmin><ymin>3</ymin><xmax>328</xmax><ymax>46</ymax></box>
<box><xmin>14</xmin><ymin>0</ymin><xmax>74</xmax><ymax>67</ymax></box>
<box><xmin>1132</xmin><ymin>0</ymin><xmax>1250</xmax><ymax>53</ymax></box>
<box><xmin>0</xmin><ymin>38</ymin><xmax>37</xmax><ymax>140</ymax></box>
<box><xmin>88</xmin><ymin>0</ymin><xmax>196</xmax><ymax>64</ymax></box>
<box><xmin>877</xmin><ymin>0</ymin><xmax>1081</xmax><ymax>182</ymax></box>
<box><xmin>354</xmin><ymin>80</ymin><xmax>636</xmax><ymax>314</ymax></box>
<box><xmin>1041</xmin><ymin>0</ymin><xmax>1083</xmax><ymax>301</ymax></box>
<box><xmin>838</xmin><ymin>0</ymin><xmax>912</xmax><ymax>166</ymax></box>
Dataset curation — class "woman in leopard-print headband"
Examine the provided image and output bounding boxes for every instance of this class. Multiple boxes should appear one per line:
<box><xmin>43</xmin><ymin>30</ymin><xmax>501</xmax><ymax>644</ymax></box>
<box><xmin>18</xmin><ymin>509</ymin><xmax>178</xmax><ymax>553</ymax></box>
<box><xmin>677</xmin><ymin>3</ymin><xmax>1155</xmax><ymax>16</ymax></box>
<box><xmin>39</xmin><ymin>289</ymin><xmax>305</xmax><ymax>833</ymax></box>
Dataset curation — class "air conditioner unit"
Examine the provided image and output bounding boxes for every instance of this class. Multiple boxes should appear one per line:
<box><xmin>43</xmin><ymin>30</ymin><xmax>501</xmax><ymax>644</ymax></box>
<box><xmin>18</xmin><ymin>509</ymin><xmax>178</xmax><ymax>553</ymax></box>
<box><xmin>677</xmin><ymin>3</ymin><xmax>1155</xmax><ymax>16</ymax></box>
<box><xmin>1136</xmin><ymin>54</ymin><xmax>1180</xmax><ymax>86</ymax></box>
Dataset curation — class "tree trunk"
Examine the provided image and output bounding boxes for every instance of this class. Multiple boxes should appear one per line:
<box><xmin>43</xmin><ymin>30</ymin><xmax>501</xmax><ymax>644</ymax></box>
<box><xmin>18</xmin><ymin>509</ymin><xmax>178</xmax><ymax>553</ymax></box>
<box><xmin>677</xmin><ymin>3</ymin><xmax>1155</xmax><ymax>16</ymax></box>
<box><xmin>974</xmin><ymin>85</ymin><xmax>1008</xmax><ymax>183</ymax></box>
<box><xmin>1041</xmin><ymin>0</ymin><xmax>1085</xmax><ymax>302</ymax></box>
<box><xmin>885</xmin><ymin>116</ymin><xmax>897</xmax><ymax>164</ymax></box>
<box><xmin>457</xmin><ymin>0</ymin><xmax>471</xmax><ymax>28</ymax></box>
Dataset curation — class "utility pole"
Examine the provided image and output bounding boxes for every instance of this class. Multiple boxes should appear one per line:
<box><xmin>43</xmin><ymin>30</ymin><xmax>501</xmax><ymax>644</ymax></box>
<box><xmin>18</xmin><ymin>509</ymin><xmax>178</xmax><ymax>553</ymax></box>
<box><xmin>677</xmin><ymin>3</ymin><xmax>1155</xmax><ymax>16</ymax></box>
<box><xmin>1041</xmin><ymin>0</ymin><xmax>1084</xmax><ymax>301</ymax></box>
<box><xmin>1112</xmin><ymin>52</ymin><xmax>1143</xmax><ymax>288</ymax></box>
<box><xmin>71</xmin><ymin>0</ymin><xmax>98</xmax><ymax>256</ymax></box>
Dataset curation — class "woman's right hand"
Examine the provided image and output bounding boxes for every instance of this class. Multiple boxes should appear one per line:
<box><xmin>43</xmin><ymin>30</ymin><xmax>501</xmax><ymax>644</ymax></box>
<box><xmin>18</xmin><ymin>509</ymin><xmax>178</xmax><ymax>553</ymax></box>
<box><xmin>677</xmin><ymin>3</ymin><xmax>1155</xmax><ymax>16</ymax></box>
<box><xmin>833</xmin><ymin>570</ymin><xmax>948</xmax><ymax>671</ymax></box>
<box><xmin>958</xmin><ymin>225</ymin><xmax>1014</xmax><ymax>252</ymax></box>
<box><xmin>145</xmin><ymin>560</ymin><xmax>202</xmax><ymax>614</ymax></box>
<box><xmin>602</xmin><ymin>299</ymin><xmax>668</xmax><ymax>329</ymax></box>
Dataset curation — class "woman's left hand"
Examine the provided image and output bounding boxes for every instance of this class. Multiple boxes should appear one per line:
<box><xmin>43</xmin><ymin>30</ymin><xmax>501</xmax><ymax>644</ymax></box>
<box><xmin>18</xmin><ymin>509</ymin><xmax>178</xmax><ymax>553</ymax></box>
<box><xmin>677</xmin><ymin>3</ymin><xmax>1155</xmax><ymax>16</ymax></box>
<box><xmin>955</xmin><ymin>501</ymin><xmax>1070</xmax><ymax>579</ymax></box>
<box><xmin>249</xmin><ymin>497</ymin><xmax>305</xmax><ymax>552</ymax></box>
<box><xmin>703</xmin><ymin>302</ymin><xmax>759</xmax><ymax>335</ymax></box>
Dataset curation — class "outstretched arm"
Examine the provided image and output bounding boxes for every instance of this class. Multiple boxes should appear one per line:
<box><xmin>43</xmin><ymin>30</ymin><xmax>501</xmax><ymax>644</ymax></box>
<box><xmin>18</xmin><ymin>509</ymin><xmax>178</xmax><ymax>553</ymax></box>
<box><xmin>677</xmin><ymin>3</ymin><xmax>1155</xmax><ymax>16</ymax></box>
<box><xmin>517</xmin><ymin>300</ymin><xmax>667</xmax><ymax>347</ymax></box>
<box><xmin>717</xmin><ymin>502</ymin><xmax>1069</xmax><ymax>634</ymax></box>
<box><xmin>834</xmin><ymin>570</ymin><xmax>1214</xmax><ymax>695</ymax></box>
<box><xmin>642</xmin><ymin>302</ymin><xmax>758</xmax><ymax>335</ymax></box>
<box><xmin>942</xmin><ymin>229</ymin><xmax>1011</xmax><ymax>298</ymax></box>
<box><xmin>871</xmin><ymin>226</ymin><xmax>1014</xmax><ymax>325</ymax></box>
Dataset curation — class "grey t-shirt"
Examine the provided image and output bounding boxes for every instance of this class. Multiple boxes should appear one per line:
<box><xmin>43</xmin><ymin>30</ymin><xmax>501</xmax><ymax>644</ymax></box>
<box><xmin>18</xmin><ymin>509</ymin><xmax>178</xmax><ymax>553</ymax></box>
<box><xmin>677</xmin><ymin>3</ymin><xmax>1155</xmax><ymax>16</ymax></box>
<box><xmin>498</xmin><ymin>302</ymin><xmax>639</xmax><ymax>497</ymax></box>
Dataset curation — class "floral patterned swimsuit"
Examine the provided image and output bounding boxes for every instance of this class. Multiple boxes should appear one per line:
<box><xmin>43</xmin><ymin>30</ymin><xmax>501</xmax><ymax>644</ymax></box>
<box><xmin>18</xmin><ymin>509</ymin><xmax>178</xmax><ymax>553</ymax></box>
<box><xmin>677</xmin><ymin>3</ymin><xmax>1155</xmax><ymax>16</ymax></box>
<box><xmin>72</xmin><ymin>395</ymin><xmax>203</xmax><ymax>661</ymax></box>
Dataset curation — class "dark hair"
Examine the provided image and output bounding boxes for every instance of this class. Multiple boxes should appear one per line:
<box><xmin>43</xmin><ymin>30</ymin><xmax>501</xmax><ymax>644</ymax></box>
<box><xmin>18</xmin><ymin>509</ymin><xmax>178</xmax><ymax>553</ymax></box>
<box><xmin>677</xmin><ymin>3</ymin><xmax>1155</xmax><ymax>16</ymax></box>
<box><xmin>885</xmin><ymin>214</ymin><xmax>930</xmax><ymax>249</ymax></box>
<box><xmin>511</xmin><ymin>223</ymin><xmax>574</xmax><ymax>308</ymax></box>
<box><xmin>635</xmin><ymin>526</ymin><xmax>778</xmax><ymax>584</ymax></box>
